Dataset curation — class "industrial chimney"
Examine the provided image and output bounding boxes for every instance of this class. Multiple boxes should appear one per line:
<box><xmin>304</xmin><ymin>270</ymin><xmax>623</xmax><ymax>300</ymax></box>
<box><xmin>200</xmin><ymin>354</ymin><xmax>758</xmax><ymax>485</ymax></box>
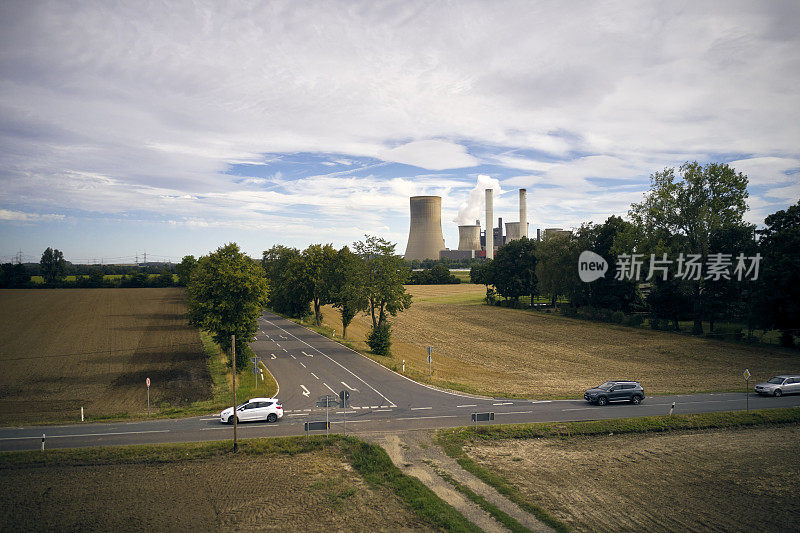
<box><xmin>485</xmin><ymin>189</ymin><xmax>494</xmax><ymax>259</ymax></box>
<box><xmin>519</xmin><ymin>189</ymin><xmax>528</xmax><ymax>239</ymax></box>
<box><xmin>404</xmin><ymin>196</ymin><xmax>446</xmax><ymax>261</ymax></box>
<box><xmin>458</xmin><ymin>225</ymin><xmax>481</xmax><ymax>251</ymax></box>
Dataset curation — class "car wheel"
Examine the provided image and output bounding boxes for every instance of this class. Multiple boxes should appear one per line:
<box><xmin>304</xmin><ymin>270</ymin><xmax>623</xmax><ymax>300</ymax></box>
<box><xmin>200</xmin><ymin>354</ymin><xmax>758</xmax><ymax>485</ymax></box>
<box><xmin>774</xmin><ymin>389</ymin><xmax>782</xmax><ymax>397</ymax></box>
<box><xmin>631</xmin><ymin>395</ymin><xmax>642</xmax><ymax>405</ymax></box>
<box><xmin>597</xmin><ymin>396</ymin><xmax>608</xmax><ymax>406</ymax></box>
<box><xmin>267</xmin><ymin>413</ymin><xmax>277</xmax><ymax>423</ymax></box>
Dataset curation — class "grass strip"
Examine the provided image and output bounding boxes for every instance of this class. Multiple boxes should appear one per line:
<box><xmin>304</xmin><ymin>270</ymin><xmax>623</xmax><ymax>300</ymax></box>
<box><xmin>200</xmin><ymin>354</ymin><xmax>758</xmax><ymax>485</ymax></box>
<box><xmin>343</xmin><ymin>439</ymin><xmax>482</xmax><ymax>533</ymax></box>
<box><xmin>431</xmin><ymin>464</ymin><xmax>533</xmax><ymax>533</ymax></box>
<box><xmin>436</xmin><ymin>407</ymin><xmax>800</xmax><ymax>533</ymax></box>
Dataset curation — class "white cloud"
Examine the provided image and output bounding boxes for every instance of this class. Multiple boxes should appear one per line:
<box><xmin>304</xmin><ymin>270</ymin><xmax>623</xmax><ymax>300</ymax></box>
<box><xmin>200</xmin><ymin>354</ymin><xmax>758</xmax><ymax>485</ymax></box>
<box><xmin>728</xmin><ymin>157</ymin><xmax>800</xmax><ymax>186</ymax></box>
<box><xmin>377</xmin><ymin>140</ymin><xmax>479</xmax><ymax>170</ymax></box>
<box><xmin>0</xmin><ymin>209</ymin><xmax>65</xmax><ymax>222</ymax></box>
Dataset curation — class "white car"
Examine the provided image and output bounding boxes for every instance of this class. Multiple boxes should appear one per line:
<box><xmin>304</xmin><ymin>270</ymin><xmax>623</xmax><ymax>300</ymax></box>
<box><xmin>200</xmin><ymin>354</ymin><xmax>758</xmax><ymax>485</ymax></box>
<box><xmin>220</xmin><ymin>397</ymin><xmax>283</xmax><ymax>424</ymax></box>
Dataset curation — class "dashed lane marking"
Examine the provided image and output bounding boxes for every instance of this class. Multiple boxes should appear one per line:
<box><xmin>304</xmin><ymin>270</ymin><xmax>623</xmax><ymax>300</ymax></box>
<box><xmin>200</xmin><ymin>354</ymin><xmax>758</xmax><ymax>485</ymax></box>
<box><xmin>341</xmin><ymin>381</ymin><xmax>358</xmax><ymax>391</ymax></box>
<box><xmin>457</xmin><ymin>404</ymin><xmax>477</xmax><ymax>408</ymax></box>
<box><xmin>310</xmin><ymin>372</ymin><xmax>319</xmax><ymax>380</ymax></box>
<box><xmin>0</xmin><ymin>429</ymin><xmax>170</xmax><ymax>441</ymax></box>
<box><xmin>299</xmin><ymin>362</ymin><xmax>306</xmax><ymax>368</ymax></box>
<box><xmin>375</xmin><ymin>409</ymin><xmax>393</xmax><ymax>412</ymax></box>
<box><xmin>323</xmin><ymin>382</ymin><xmax>337</xmax><ymax>394</ymax></box>
<box><xmin>289</xmin><ymin>354</ymin><xmax>296</xmax><ymax>359</ymax></box>
<box><xmin>411</xmin><ymin>407</ymin><xmax>432</xmax><ymax>410</ymax></box>
<box><xmin>493</xmin><ymin>402</ymin><xmax>513</xmax><ymax>406</ymax></box>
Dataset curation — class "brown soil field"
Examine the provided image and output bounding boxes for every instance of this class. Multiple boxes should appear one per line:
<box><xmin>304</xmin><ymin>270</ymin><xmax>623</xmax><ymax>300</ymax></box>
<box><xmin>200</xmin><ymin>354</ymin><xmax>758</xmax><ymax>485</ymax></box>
<box><xmin>0</xmin><ymin>289</ymin><xmax>210</xmax><ymax>425</ymax></box>
<box><xmin>320</xmin><ymin>284</ymin><xmax>797</xmax><ymax>397</ymax></box>
<box><xmin>465</xmin><ymin>425</ymin><xmax>800</xmax><ymax>532</ymax></box>
<box><xmin>0</xmin><ymin>448</ymin><xmax>427</xmax><ymax>531</ymax></box>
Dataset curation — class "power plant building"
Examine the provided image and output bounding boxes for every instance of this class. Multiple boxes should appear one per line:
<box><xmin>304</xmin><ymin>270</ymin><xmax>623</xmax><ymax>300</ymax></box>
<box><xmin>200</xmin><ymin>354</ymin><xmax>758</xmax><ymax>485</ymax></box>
<box><xmin>404</xmin><ymin>196</ymin><xmax>446</xmax><ymax>261</ymax></box>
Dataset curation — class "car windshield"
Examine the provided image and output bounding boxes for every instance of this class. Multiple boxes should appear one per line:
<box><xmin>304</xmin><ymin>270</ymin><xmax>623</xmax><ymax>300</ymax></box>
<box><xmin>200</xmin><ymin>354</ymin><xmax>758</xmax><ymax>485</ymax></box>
<box><xmin>597</xmin><ymin>382</ymin><xmax>615</xmax><ymax>390</ymax></box>
<box><xmin>767</xmin><ymin>377</ymin><xmax>785</xmax><ymax>384</ymax></box>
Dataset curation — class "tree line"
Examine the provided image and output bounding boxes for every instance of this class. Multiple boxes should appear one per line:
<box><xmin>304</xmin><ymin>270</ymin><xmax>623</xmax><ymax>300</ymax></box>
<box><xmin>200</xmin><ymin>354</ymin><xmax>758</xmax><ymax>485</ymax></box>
<box><xmin>470</xmin><ymin>162</ymin><xmax>800</xmax><ymax>347</ymax></box>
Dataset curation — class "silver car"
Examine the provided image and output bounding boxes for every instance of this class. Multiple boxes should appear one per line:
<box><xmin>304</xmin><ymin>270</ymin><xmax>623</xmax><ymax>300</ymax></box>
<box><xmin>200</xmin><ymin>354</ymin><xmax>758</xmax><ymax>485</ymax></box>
<box><xmin>754</xmin><ymin>375</ymin><xmax>800</xmax><ymax>397</ymax></box>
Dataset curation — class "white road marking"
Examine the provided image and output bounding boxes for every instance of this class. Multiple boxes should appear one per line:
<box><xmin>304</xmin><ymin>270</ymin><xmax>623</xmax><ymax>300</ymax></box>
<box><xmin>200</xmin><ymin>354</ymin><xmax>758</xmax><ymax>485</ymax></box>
<box><xmin>289</xmin><ymin>354</ymin><xmax>296</xmax><ymax>359</ymax></box>
<box><xmin>457</xmin><ymin>404</ymin><xmax>477</xmax><ymax>408</ymax></box>
<box><xmin>282</xmin><ymin>348</ymin><xmax>288</xmax><ymax>352</ymax></box>
<box><xmin>299</xmin><ymin>362</ymin><xmax>306</xmax><ymax>368</ymax></box>
<box><xmin>529</xmin><ymin>400</ymin><xmax>552</xmax><ymax>404</ymax></box>
<box><xmin>341</xmin><ymin>381</ymin><xmax>358</xmax><ymax>391</ymax></box>
<box><xmin>397</xmin><ymin>415</ymin><xmax>459</xmax><ymax>420</ymax></box>
<box><xmin>324</xmin><ymin>382</ymin><xmax>337</xmax><ymax>394</ymax></box>
<box><xmin>270</xmin><ymin>353</ymin><xmax>276</xmax><ymax>359</ymax></box>
<box><xmin>288</xmin><ymin>413</ymin><xmax>307</xmax><ymax>417</ymax></box>
<box><xmin>262</xmin><ymin>317</ymin><xmax>396</xmax><ymax>407</ymax></box>
<box><xmin>302</xmin><ymin>351</ymin><xmax>313</xmax><ymax>357</ymax></box>
<box><xmin>375</xmin><ymin>408</ymin><xmax>392</xmax><ymax>412</ymax></box>
<box><xmin>310</xmin><ymin>372</ymin><xmax>319</xmax><ymax>380</ymax></box>
<box><xmin>199</xmin><ymin>417</ymin><xmax>218</xmax><ymax>421</ymax></box>
<box><xmin>493</xmin><ymin>402</ymin><xmax>513</xmax><ymax>406</ymax></box>
<box><xmin>276</xmin><ymin>343</ymin><xmax>281</xmax><ymax>347</ymax></box>
<box><xmin>0</xmin><ymin>429</ymin><xmax>170</xmax><ymax>441</ymax></box>
<box><xmin>301</xmin><ymin>385</ymin><xmax>310</xmax><ymax>397</ymax></box>
<box><xmin>411</xmin><ymin>407</ymin><xmax>432</xmax><ymax>410</ymax></box>
<box><xmin>303</xmin><ymin>409</ymin><xmax>311</xmax><ymax>412</ymax></box>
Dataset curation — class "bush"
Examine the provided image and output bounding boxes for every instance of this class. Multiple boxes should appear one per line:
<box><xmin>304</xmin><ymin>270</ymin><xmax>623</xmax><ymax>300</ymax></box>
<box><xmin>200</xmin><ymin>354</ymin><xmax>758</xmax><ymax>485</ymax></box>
<box><xmin>560</xmin><ymin>305</ymin><xmax>578</xmax><ymax>317</ymax></box>
<box><xmin>625</xmin><ymin>314</ymin><xmax>644</xmax><ymax>327</ymax></box>
<box><xmin>367</xmin><ymin>322</ymin><xmax>392</xmax><ymax>356</ymax></box>
<box><xmin>611</xmin><ymin>311</ymin><xmax>625</xmax><ymax>324</ymax></box>
<box><xmin>649</xmin><ymin>317</ymin><xmax>662</xmax><ymax>330</ymax></box>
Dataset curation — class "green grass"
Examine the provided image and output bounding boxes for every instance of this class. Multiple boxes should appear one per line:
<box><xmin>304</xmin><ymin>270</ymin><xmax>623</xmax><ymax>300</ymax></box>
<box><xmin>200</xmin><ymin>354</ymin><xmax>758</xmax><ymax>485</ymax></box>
<box><xmin>435</xmin><ymin>408</ymin><xmax>800</xmax><ymax>533</ymax></box>
<box><xmin>0</xmin><ymin>435</ymin><xmax>482</xmax><ymax>532</ymax></box>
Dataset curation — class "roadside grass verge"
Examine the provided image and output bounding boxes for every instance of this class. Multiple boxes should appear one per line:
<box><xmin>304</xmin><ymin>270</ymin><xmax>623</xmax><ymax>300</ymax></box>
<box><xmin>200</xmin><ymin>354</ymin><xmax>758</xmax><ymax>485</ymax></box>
<box><xmin>1</xmin><ymin>435</ymin><xmax>480</xmax><ymax>532</ymax></box>
<box><xmin>435</xmin><ymin>408</ymin><xmax>800</xmax><ymax>533</ymax></box>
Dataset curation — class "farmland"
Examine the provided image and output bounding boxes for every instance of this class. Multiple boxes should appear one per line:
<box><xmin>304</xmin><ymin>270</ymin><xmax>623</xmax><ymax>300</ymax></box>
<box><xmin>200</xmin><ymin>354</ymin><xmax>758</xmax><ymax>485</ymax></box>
<box><xmin>0</xmin><ymin>288</ymin><xmax>211</xmax><ymax>425</ymax></box>
<box><xmin>0</xmin><ymin>439</ymin><xmax>430</xmax><ymax>531</ymax></box>
<box><xmin>464</xmin><ymin>424</ymin><xmax>800</xmax><ymax>531</ymax></box>
<box><xmin>320</xmin><ymin>284</ymin><xmax>797</xmax><ymax>398</ymax></box>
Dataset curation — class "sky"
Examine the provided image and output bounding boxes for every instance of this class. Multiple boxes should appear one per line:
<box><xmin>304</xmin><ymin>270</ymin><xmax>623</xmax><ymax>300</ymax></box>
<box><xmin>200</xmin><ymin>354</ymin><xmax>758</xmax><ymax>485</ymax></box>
<box><xmin>1</xmin><ymin>0</ymin><xmax>799</xmax><ymax>264</ymax></box>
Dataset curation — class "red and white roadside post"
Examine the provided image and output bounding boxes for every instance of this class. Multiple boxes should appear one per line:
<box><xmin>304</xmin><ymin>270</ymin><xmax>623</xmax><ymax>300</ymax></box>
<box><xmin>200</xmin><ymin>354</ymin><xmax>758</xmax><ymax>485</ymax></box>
<box><xmin>146</xmin><ymin>377</ymin><xmax>151</xmax><ymax>417</ymax></box>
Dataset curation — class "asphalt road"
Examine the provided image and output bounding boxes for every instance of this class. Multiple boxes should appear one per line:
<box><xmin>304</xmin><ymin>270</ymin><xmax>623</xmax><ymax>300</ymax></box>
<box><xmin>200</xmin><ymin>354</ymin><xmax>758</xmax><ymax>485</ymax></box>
<box><xmin>2</xmin><ymin>310</ymin><xmax>799</xmax><ymax>452</ymax></box>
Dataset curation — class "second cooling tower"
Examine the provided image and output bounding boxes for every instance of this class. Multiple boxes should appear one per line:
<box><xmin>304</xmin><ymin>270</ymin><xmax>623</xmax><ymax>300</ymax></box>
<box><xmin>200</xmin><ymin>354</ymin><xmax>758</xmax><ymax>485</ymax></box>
<box><xmin>458</xmin><ymin>225</ymin><xmax>481</xmax><ymax>251</ymax></box>
<box><xmin>404</xmin><ymin>196</ymin><xmax>446</xmax><ymax>261</ymax></box>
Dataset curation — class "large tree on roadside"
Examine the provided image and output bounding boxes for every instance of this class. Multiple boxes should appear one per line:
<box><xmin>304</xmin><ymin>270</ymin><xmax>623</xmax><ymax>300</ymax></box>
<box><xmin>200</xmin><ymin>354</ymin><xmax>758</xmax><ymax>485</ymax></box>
<box><xmin>353</xmin><ymin>235</ymin><xmax>412</xmax><ymax>328</ymax></box>
<box><xmin>262</xmin><ymin>245</ymin><xmax>312</xmax><ymax>318</ymax></box>
<box><xmin>40</xmin><ymin>247</ymin><xmax>66</xmax><ymax>284</ymax></box>
<box><xmin>303</xmin><ymin>243</ymin><xmax>338</xmax><ymax>327</ymax></box>
<box><xmin>176</xmin><ymin>255</ymin><xmax>197</xmax><ymax>286</ymax></box>
<box><xmin>628</xmin><ymin>162</ymin><xmax>750</xmax><ymax>334</ymax></box>
<box><xmin>329</xmin><ymin>246</ymin><xmax>369</xmax><ymax>339</ymax></box>
<box><xmin>187</xmin><ymin>243</ymin><xmax>268</xmax><ymax>370</ymax></box>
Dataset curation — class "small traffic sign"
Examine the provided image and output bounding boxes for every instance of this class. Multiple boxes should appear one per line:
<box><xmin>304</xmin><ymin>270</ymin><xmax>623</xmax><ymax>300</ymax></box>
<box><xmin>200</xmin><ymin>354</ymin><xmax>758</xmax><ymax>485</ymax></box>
<box><xmin>146</xmin><ymin>377</ymin><xmax>150</xmax><ymax>388</ymax></box>
<box><xmin>427</xmin><ymin>346</ymin><xmax>432</xmax><ymax>356</ymax></box>
<box><xmin>743</xmin><ymin>369</ymin><xmax>751</xmax><ymax>381</ymax></box>
<box><xmin>427</xmin><ymin>355</ymin><xmax>432</xmax><ymax>363</ymax></box>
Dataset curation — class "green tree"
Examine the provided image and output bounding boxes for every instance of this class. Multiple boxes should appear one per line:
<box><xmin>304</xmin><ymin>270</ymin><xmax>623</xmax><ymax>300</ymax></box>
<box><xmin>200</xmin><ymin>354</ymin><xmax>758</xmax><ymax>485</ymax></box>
<box><xmin>330</xmin><ymin>246</ymin><xmax>369</xmax><ymax>339</ymax></box>
<box><xmin>176</xmin><ymin>255</ymin><xmax>197</xmax><ymax>286</ymax></box>
<box><xmin>303</xmin><ymin>243</ymin><xmax>338</xmax><ymax>327</ymax></box>
<box><xmin>628</xmin><ymin>162</ymin><xmax>750</xmax><ymax>334</ymax></box>
<box><xmin>492</xmin><ymin>237</ymin><xmax>538</xmax><ymax>305</ymax></box>
<box><xmin>40</xmin><ymin>247</ymin><xmax>66</xmax><ymax>284</ymax></box>
<box><xmin>535</xmin><ymin>232</ymin><xmax>577</xmax><ymax>308</ymax></box>
<box><xmin>353</xmin><ymin>235</ymin><xmax>412</xmax><ymax>328</ymax></box>
<box><xmin>756</xmin><ymin>200</ymin><xmax>800</xmax><ymax>347</ymax></box>
<box><xmin>262</xmin><ymin>245</ymin><xmax>312</xmax><ymax>318</ymax></box>
<box><xmin>187</xmin><ymin>243</ymin><xmax>268</xmax><ymax>370</ymax></box>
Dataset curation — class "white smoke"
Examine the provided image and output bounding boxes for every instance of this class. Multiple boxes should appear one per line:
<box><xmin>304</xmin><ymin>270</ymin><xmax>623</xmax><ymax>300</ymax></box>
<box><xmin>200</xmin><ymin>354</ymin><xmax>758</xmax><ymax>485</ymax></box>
<box><xmin>454</xmin><ymin>174</ymin><xmax>503</xmax><ymax>226</ymax></box>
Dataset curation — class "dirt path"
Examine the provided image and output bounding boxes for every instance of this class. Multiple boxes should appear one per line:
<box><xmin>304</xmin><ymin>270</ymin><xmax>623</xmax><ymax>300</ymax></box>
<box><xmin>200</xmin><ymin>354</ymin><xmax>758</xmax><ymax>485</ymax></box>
<box><xmin>365</xmin><ymin>430</ymin><xmax>552</xmax><ymax>533</ymax></box>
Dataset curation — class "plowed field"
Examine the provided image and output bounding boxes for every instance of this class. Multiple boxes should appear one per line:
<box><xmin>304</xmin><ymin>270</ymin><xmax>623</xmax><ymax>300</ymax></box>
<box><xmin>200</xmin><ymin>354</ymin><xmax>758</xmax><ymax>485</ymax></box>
<box><xmin>0</xmin><ymin>289</ymin><xmax>210</xmax><ymax>425</ymax></box>
<box><xmin>466</xmin><ymin>425</ymin><xmax>800</xmax><ymax>532</ymax></box>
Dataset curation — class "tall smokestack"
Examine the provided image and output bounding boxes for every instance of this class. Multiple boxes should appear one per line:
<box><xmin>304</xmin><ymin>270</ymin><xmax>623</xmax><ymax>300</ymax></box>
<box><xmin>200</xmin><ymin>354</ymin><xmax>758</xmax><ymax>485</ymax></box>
<box><xmin>519</xmin><ymin>189</ymin><xmax>528</xmax><ymax>239</ymax></box>
<box><xmin>404</xmin><ymin>196</ymin><xmax>445</xmax><ymax>261</ymax></box>
<box><xmin>485</xmin><ymin>189</ymin><xmax>493</xmax><ymax>259</ymax></box>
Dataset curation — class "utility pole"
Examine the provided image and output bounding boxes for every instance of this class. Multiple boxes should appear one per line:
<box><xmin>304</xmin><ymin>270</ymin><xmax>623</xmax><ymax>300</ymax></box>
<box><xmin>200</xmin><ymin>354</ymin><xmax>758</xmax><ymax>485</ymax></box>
<box><xmin>232</xmin><ymin>334</ymin><xmax>238</xmax><ymax>452</ymax></box>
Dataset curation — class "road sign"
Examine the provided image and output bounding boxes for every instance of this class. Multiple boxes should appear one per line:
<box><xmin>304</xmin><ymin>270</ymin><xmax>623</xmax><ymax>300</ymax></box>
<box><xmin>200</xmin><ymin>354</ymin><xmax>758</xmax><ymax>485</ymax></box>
<box><xmin>146</xmin><ymin>377</ymin><xmax>150</xmax><ymax>388</ymax></box>
<box><xmin>427</xmin><ymin>346</ymin><xmax>432</xmax><ymax>356</ymax></box>
<box><xmin>317</xmin><ymin>395</ymin><xmax>338</xmax><ymax>408</ymax></box>
<box><xmin>304</xmin><ymin>421</ymin><xmax>329</xmax><ymax>431</ymax></box>
<box><xmin>339</xmin><ymin>390</ymin><xmax>350</xmax><ymax>408</ymax></box>
<box><xmin>743</xmin><ymin>369</ymin><xmax>751</xmax><ymax>381</ymax></box>
<box><xmin>471</xmin><ymin>412</ymin><xmax>495</xmax><ymax>422</ymax></box>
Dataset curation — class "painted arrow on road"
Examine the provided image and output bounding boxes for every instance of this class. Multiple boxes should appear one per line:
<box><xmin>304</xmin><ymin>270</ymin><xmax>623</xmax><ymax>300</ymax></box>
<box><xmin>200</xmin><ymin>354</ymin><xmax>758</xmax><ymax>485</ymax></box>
<box><xmin>301</xmin><ymin>385</ymin><xmax>310</xmax><ymax>397</ymax></box>
<box><xmin>301</xmin><ymin>351</ymin><xmax>313</xmax><ymax>357</ymax></box>
<box><xmin>270</xmin><ymin>353</ymin><xmax>276</xmax><ymax>359</ymax></box>
<box><xmin>341</xmin><ymin>381</ymin><xmax>359</xmax><ymax>392</ymax></box>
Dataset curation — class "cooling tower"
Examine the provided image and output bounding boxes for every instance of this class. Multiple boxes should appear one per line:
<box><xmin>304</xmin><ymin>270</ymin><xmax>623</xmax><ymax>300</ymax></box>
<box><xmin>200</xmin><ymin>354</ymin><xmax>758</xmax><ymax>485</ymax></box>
<box><xmin>404</xmin><ymin>196</ymin><xmax>446</xmax><ymax>261</ymax></box>
<box><xmin>519</xmin><ymin>189</ymin><xmax>528</xmax><ymax>238</ymax></box>
<box><xmin>458</xmin><ymin>225</ymin><xmax>481</xmax><ymax>251</ymax></box>
<box><xmin>485</xmin><ymin>189</ymin><xmax>494</xmax><ymax>259</ymax></box>
<box><xmin>505</xmin><ymin>222</ymin><xmax>530</xmax><ymax>242</ymax></box>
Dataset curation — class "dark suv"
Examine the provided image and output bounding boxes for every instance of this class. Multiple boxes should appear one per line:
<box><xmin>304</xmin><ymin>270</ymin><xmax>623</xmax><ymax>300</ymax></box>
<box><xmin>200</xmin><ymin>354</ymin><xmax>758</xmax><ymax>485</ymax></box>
<box><xmin>584</xmin><ymin>381</ymin><xmax>644</xmax><ymax>406</ymax></box>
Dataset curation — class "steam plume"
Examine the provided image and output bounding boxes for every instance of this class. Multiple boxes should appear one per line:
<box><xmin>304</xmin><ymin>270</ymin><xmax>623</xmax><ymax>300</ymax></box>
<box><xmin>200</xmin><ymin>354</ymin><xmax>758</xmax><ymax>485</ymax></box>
<box><xmin>454</xmin><ymin>174</ymin><xmax>502</xmax><ymax>225</ymax></box>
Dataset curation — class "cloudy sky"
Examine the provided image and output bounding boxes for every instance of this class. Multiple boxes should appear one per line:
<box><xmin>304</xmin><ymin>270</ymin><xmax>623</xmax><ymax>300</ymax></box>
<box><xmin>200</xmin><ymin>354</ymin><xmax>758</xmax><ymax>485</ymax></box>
<box><xmin>1</xmin><ymin>1</ymin><xmax>799</xmax><ymax>263</ymax></box>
